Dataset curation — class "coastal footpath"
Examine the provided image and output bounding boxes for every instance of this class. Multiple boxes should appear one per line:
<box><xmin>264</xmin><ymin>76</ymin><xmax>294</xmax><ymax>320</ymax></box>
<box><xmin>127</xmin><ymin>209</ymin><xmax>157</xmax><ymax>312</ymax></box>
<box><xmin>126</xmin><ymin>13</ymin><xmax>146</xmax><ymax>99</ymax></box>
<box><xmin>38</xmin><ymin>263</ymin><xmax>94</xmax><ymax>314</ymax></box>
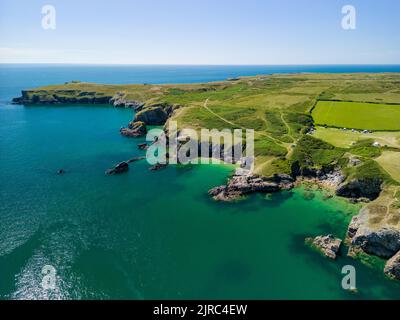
<box><xmin>13</xmin><ymin>73</ymin><xmax>400</xmax><ymax>280</ymax></box>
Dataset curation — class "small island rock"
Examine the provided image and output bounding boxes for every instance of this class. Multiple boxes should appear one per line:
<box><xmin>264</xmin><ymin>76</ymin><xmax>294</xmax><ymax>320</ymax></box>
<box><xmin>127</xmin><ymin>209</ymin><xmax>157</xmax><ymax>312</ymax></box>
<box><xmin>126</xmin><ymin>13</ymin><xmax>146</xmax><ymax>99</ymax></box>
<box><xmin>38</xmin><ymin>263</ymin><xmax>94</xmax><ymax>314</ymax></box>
<box><xmin>306</xmin><ymin>235</ymin><xmax>342</xmax><ymax>259</ymax></box>
<box><xmin>106</xmin><ymin>162</ymin><xmax>129</xmax><ymax>175</ymax></box>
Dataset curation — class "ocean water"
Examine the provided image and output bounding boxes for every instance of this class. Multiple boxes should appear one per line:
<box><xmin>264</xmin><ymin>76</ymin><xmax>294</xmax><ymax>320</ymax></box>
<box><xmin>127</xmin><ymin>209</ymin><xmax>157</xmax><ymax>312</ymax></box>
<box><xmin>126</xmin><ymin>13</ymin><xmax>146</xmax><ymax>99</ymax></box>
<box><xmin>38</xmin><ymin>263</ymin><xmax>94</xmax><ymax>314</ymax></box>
<box><xmin>1</xmin><ymin>64</ymin><xmax>400</xmax><ymax>300</ymax></box>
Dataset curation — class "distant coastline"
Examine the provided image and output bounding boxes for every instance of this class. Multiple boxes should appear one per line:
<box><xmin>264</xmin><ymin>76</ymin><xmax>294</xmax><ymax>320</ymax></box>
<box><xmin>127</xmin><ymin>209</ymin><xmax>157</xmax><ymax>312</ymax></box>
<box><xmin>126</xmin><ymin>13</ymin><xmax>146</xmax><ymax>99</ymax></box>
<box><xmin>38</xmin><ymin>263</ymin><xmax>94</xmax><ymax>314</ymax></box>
<box><xmin>2</xmin><ymin>64</ymin><xmax>400</xmax><ymax>89</ymax></box>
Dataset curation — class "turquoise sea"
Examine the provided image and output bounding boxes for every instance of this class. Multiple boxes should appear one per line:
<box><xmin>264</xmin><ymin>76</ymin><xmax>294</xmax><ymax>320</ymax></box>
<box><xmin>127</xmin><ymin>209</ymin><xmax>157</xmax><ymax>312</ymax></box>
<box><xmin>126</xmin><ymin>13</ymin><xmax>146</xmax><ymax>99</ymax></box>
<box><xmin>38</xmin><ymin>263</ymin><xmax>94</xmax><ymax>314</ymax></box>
<box><xmin>1</xmin><ymin>64</ymin><xmax>400</xmax><ymax>300</ymax></box>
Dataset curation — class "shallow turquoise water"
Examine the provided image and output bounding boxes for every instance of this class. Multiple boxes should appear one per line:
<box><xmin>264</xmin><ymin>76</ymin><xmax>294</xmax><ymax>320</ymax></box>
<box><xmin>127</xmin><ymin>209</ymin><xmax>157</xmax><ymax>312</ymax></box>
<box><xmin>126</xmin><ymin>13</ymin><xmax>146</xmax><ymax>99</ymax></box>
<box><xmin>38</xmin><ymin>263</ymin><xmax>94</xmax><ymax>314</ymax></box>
<box><xmin>1</xmin><ymin>65</ymin><xmax>400</xmax><ymax>299</ymax></box>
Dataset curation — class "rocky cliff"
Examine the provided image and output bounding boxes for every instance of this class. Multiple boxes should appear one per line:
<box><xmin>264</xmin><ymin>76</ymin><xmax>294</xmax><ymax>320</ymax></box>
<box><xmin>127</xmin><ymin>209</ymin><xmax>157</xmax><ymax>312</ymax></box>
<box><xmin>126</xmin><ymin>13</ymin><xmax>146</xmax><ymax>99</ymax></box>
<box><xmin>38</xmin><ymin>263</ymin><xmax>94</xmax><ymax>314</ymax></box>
<box><xmin>347</xmin><ymin>212</ymin><xmax>400</xmax><ymax>259</ymax></box>
<box><xmin>13</xmin><ymin>89</ymin><xmax>147</xmax><ymax>109</ymax></box>
<box><xmin>336</xmin><ymin>178</ymin><xmax>383</xmax><ymax>201</ymax></box>
<box><xmin>12</xmin><ymin>89</ymin><xmax>114</xmax><ymax>105</ymax></box>
<box><xmin>346</xmin><ymin>187</ymin><xmax>400</xmax><ymax>280</ymax></box>
<box><xmin>134</xmin><ymin>103</ymin><xmax>180</xmax><ymax>125</ymax></box>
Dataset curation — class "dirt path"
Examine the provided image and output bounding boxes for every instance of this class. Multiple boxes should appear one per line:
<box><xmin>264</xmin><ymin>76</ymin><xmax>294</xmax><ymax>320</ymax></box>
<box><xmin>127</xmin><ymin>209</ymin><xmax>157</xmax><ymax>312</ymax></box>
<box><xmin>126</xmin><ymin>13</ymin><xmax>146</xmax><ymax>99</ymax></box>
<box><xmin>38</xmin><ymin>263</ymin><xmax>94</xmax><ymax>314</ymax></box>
<box><xmin>202</xmin><ymin>98</ymin><xmax>237</xmax><ymax>128</ymax></box>
<box><xmin>201</xmin><ymin>98</ymin><xmax>289</xmax><ymax>149</ymax></box>
<box><xmin>280</xmin><ymin>112</ymin><xmax>294</xmax><ymax>142</ymax></box>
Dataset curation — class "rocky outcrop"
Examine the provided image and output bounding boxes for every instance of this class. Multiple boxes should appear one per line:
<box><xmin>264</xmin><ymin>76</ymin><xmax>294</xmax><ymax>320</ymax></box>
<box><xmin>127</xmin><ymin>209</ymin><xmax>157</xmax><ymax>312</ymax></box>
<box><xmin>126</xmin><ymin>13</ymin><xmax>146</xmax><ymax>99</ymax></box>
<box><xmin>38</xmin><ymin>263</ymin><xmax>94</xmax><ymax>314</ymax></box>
<box><xmin>120</xmin><ymin>102</ymin><xmax>180</xmax><ymax>137</ymax></box>
<box><xmin>291</xmin><ymin>162</ymin><xmax>337</xmax><ymax>180</ymax></box>
<box><xmin>134</xmin><ymin>103</ymin><xmax>181</xmax><ymax>125</ymax></box>
<box><xmin>120</xmin><ymin>121</ymin><xmax>147</xmax><ymax>138</ymax></box>
<box><xmin>336</xmin><ymin>178</ymin><xmax>383</xmax><ymax>201</ymax></box>
<box><xmin>347</xmin><ymin>213</ymin><xmax>400</xmax><ymax>259</ymax></box>
<box><xmin>208</xmin><ymin>171</ymin><xmax>294</xmax><ymax>201</ymax></box>
<box><xmin>384</xmin><ymin>251</ymin><xmax>400</xmax><ymax>280</ymax></box>
<box><xmin>305</xmin><ymin>235</ymin><xmax>342</xmax><ymax>259</ymax></box>
<box><xmin>291</xmin><ymin>162</ymin><xmax>346</xmax><ymax>188</ymax></box>
<box><xmin>105</xmin><ymin>162</ymin><xmax>129</xmax><ymax>175</ymax></box>
<box><xmin>13</xmin><ymin>90</ymin><xmax>114</xmax><ymax>105</ymax></box>
<box><xmin>135</xmin><ymin>106</ymin><xmax>168</xmax><ymax>125</ymax></box>
<box><xmin>110</xmin><ymin>92</ymin><xmax>145</xmax><ymax>110</ymax></box>
<box><xmin>290</xmin><ymin>161</ymin><xmax>382</xmax><ymax>202</ymax></box>
<box><xmin>105</xmin><ymin>157</ymin><xmax>144</xmax><ymax>175</ymax></box>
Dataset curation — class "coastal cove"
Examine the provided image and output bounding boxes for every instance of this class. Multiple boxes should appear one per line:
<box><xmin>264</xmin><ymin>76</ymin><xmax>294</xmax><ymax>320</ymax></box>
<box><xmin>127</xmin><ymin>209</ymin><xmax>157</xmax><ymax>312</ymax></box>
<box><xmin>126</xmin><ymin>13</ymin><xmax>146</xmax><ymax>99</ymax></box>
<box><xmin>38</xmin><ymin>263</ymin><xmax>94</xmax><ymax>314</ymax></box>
<box><xmin>1</xmin><ymin>65</ymin><xmax>400</xmax><ymax>299</ymax></box>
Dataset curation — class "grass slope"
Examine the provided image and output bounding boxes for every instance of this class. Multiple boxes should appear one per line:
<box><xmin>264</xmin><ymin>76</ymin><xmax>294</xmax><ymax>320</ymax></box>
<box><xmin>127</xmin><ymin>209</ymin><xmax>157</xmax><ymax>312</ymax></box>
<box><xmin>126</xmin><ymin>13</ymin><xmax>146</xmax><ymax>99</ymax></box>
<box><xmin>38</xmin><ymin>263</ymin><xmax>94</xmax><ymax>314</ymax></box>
<box><xmin>376</xmin><ymin>151</ymin><xmax>400</xmax><ymax>183</ymax></box>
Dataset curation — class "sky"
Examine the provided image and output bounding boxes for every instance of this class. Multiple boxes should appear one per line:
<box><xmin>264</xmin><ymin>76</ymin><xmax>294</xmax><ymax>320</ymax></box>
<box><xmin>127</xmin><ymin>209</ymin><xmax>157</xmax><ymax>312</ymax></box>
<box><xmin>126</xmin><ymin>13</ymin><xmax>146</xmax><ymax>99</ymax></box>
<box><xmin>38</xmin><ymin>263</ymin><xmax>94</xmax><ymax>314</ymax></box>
<box><xmin>0</xmin><ymin>0</ymin><xmax>399</xmax><ymax>65</ymax></box>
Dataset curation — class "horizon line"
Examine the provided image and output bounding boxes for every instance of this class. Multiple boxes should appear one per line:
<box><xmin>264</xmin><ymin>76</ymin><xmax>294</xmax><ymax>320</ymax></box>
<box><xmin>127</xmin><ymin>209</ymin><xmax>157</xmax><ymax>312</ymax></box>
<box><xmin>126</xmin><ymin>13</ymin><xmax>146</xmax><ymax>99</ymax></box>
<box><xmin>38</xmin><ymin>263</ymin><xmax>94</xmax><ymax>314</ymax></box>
<box><xmin>1</xmin><ymin>63</ymin><xmax>400</xmax><ymax>66</ymax></box>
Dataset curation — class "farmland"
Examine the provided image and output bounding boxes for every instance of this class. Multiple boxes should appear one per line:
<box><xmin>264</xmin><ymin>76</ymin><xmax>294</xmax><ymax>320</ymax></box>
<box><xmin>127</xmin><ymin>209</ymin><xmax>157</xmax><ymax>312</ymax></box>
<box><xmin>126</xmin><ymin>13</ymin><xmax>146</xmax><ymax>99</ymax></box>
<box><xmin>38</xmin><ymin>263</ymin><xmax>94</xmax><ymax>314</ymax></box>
<box><xmin>312</xmin><ymin>101</ymin><xmax>400</xmax><ymax>131</ymax></box>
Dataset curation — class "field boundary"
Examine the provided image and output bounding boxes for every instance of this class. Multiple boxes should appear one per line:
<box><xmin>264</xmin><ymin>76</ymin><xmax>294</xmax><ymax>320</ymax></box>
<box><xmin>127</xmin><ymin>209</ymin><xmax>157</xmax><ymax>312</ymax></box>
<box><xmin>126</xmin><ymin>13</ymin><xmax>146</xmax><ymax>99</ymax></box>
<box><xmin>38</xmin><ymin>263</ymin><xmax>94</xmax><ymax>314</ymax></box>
<box><xmin>317</xmin><ymin>99</ymin><xmax>400</xmax><ymax>106</ymax></box>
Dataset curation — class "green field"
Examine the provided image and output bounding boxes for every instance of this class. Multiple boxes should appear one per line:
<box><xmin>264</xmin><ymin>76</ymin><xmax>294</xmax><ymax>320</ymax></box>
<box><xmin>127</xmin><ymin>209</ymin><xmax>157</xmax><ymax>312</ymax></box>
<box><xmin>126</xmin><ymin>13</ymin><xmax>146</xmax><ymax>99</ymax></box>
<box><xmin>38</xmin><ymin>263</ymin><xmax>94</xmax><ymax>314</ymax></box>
<box><xmin>312</xmin><ymin>101</ymin><xmax>400</xmax><ymax>131</ymax></box>
<box><xmin>313</xmin><ymin>127</ymin><xmax>400</xmax><ymax>148</ymax></box>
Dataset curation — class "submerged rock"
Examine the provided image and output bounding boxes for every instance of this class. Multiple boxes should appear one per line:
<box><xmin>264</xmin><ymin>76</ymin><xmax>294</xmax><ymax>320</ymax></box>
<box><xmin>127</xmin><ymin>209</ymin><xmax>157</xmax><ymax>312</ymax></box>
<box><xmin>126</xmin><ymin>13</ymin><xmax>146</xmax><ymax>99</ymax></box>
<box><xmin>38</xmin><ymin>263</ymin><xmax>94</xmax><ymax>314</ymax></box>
<box><xmin>322</xmin><ymin>193</ymin><xmax>334</xmax><ymax>200</ymax></box>
<box><xmin>384</xmin><ymin>251</ymin><xmax>400</xmax><ymax>280</ymax></box>
<box><xmin>149</xmin><ymin>163</ymin><xmax>168</xmax><ymax>171</ymax></box>
<box><xmin>303</xmin><ymin>191</ymin><xmax>316</xmax><ymax>200</ymax></box>
<box><xmin>127</xmin><ymin>156</ymin><xmax>146</xmax><ymax>164</ymax></box>
<box><xmin>306</xmin><ymin>235</ymin><xmax>342</xmax><ymax>259</ymax></box>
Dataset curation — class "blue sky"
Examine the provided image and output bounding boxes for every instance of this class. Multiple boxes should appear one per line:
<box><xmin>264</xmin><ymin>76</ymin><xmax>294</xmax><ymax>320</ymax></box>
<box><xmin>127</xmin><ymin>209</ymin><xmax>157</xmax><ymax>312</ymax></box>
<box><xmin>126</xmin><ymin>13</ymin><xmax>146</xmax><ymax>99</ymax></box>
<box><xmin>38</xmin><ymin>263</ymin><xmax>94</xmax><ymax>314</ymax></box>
<box><xmin>0</xmin><ymin>0</ymin><xmax>399</xmax><ymax>64</ymax></box>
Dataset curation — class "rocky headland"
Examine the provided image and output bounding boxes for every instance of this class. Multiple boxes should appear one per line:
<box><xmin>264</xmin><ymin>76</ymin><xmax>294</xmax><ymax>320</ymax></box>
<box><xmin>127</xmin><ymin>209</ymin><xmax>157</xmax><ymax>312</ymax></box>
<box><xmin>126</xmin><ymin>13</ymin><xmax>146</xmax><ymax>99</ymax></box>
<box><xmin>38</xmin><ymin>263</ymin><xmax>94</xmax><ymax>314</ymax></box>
<box><xmin>209</xmin><ymin>171</ymin><xmax>294</xmax><ymax>201</ymax></box>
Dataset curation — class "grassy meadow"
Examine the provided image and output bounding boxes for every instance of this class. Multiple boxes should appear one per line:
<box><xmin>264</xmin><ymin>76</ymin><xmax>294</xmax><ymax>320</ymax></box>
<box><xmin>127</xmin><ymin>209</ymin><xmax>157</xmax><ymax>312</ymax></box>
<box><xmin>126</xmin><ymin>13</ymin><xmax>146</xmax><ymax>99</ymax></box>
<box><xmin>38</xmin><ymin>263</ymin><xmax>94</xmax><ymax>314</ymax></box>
<box><xmin>312</xmin><ymin>101</ymin><xmax>400</xmax><ymax>131</ymax></box>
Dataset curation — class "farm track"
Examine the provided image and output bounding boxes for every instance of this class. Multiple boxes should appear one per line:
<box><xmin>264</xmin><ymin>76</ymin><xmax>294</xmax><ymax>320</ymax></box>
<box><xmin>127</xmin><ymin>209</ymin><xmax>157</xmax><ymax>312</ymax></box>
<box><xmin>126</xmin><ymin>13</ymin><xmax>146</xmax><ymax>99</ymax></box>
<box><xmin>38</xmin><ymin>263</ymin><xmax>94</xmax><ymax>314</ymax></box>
<box><xmin>201</xmin><ymin>98</ymin><xmax>290</xmax><ymax>152</ymax></box>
